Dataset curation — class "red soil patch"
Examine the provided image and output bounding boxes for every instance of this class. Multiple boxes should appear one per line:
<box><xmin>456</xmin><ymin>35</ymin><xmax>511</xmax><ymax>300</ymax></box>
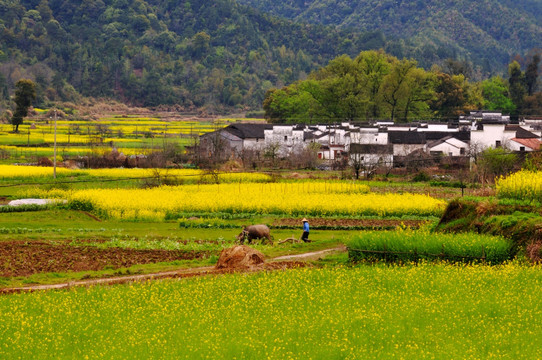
<box><xmin>215</xmin><ymin>245</ymin><xmax>306</xmax><ymax>273</ymax></box>
<box><xmin>0</xmin><ymin>241</ymin><xmax>210</xmax><ymax>277</ymax></box>
<box><xmin>215</xmin><ymin>245</ymin><xmax>265</xmax><ymax>270</ymax></box>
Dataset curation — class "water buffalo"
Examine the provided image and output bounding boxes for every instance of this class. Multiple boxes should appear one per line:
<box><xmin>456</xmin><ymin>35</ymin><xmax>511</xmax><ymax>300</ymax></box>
<box><xmin>236</xmin><ymin>224</ymin><xmax>273</xmax><ymax>245</ymax></box>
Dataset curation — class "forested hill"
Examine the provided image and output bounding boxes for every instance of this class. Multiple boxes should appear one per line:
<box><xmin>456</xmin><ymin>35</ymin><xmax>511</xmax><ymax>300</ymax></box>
<box><xmin>0</xmin><ymin>0</ymin><xmax>392</xmax><ymax>111</ymax></box>
<box><xmin>237</xmin><ymin>0</ymin><xmax>542</xmax><ymax>72</ymax></box>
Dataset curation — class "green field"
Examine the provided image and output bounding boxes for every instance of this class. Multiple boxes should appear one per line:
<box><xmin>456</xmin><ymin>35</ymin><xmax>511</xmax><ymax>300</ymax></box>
<box><xmin>1</xmin><ymin>264</ymin><xmax>541</xmax><ymax>359</ymax></box>
<box><xmin>1</xmin><ymin>164</ymin><xmax>541</xmax><ymax>359</ymax></box>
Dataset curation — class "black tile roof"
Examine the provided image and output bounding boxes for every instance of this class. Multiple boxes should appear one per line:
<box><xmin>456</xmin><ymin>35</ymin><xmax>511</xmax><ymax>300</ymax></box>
<box><xmin>224</xmin><ymin>123</ymin><xmax>273</xmax><ymax>139</ymax></box>
<box><xmin>424</xmin><ymin>131</ymin><xmax>470</xmax><ymax>142</ymax></box>
<box><xmin>350</xmin><ymin>143</ymin><xmax>393</xmax><ymax>154</ymax></box>
<box><xmin>388</xmin><ymin>131</ymin><xmax>426</xmax><ymax>144</ymax></box>
<box><xmin>515</xmin><ymin>127</ymin><xmax>540</xmax><ymax>139</ymax></box>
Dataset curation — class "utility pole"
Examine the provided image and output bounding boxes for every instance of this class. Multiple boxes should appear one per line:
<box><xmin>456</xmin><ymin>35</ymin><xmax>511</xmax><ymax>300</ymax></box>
<box><xmin>53</xmin><ymin>109</ymin><xmax>57</xmax><ymax>179</ymax></box>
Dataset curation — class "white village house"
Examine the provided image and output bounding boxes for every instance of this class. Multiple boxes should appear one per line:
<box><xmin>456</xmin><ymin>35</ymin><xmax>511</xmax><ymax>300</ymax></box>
<box><xmin>199</xmin><ymin>111</ymin><xmax>540</xmax><ymax>167</ymax></box>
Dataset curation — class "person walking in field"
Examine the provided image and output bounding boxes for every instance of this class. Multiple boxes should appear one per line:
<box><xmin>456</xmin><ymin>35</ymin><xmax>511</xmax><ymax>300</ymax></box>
<box><xmin>301</xmin><ymin>218</ymin><xmax>311</xmax><ymax>242</ymax></box>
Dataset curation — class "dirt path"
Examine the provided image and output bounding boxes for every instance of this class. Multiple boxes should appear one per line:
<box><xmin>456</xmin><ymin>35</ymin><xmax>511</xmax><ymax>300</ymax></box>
<box><xmin>0</xmin><ymin>246</ymin><xmax>347</xmax><ymax>294</ymax></box>
<box><xmin>272</xmin><ymin>245</ymin><xmax>347</xmax><ymax>262</ymax></box>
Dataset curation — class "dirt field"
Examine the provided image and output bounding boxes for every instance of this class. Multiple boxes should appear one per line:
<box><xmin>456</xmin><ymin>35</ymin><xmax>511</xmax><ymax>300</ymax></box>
<box><xmin>0</xmin><ymin>241</ymin><xmax>211</xmax><ymax>277</ymax></box>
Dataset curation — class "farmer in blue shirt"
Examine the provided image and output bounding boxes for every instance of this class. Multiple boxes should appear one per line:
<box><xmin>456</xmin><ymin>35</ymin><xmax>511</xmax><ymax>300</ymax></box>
<box><xmin>301</xmin><ymin>218</ymin><xmax>310</xmax><ymax>242</ymax></box>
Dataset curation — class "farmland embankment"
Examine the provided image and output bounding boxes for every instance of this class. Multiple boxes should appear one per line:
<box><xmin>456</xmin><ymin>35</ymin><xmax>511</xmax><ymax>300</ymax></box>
<box><xmin>435</xmin><ymin>198</ymin><xmax>542</xmax><ymax>261</ymax></box>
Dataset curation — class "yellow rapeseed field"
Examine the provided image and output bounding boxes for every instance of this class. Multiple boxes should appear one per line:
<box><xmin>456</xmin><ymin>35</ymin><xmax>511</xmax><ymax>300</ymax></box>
<box><xmin>27</xmin><ymin>182</ymin><xmax>445</xmax><ymax>220</ymax></box>
<box><xmin>1</xmin><ymin>264</ymin><xmax>541</xmax><ymax>358</ymax></box>
<box><xmin>496</xmin><ymin>169</ymin><xmax>542</xmax><ymax>201</ymax></box>
<box><xmin>0</xmin><ymin>164</ymin><xmax>72</xmax><ymax>178</ymax></box>
<box><xmin>0</xmin><ymin>165</ymin><xmax>272</xmax><ymax>183</ymax></box>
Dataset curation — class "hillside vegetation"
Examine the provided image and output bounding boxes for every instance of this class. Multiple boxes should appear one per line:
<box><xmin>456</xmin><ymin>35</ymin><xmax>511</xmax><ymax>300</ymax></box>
<box><xmin>0</xmin><ymin>0</ymin><xmax>394</xmax><ymax>111</ymax></box>
<box><xmin>1</xmin><ymin>0</ymin><xmax>540</xmax><ymax>113</ymax></box>
<box><xmin>237</xmin><ymin>0</ymin><xmax>542</xmax><ymax>72</ymax></box>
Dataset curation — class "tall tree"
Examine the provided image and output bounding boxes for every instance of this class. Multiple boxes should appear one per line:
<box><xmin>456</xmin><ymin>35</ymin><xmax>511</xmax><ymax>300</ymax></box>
<box><xmin>430</xmin><ymin>72</ymin><xmax>466</xmax><ymax>120</ymax></box>
<box><xmin>481</xmin><ymin>76</ymin><xmax>515</xmax><ymax>113</ymax></box>
<box><xmin>11</xmin><ymin>79</ymin><xmax>36</xmax><ymax>133</ymax></box>
<box><xmin>525</xmin><ymin>54</ymin><xmax>540</xmax><ymax>96</ymax></box>
<box><xmin>508</xmin><ymin>61</ymin><xmax>526</xmax><ymax>115</ymax></box>
<box><xmin>354</xmin><ymin>50</ymin><xmax>390</xmax><ymax>119</ymax></box>
<box><xmin>398</xmin><ymin>67</ymin><xmax>435</xmax><ymax>122</ymax></box>
<box><xmin>381</xmin><ymin>58</ymin><xmax>416</xmax><ymax>122</ymax></box>
<box><xmin>0</xmin><ymin>73</ymin><xmax>8</xmax><ymax>101</ymax></box>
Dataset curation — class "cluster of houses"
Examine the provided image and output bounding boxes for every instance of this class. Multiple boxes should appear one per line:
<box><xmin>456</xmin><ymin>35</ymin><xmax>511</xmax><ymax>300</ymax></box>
<box><xmin>199</xmin><ymin>111</ymin><xmax>542</xmax><ymax>168</ymax></box>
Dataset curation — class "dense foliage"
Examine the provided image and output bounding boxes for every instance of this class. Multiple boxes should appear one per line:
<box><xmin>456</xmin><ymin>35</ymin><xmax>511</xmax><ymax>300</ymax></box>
<box><xmin>1</xmin><ymin>0</ymin><xmax>540</xmax><ymax>115</ymax></box>
<box><xmin>263</xmin><ymin>51</ymin><xmax>486</xmax><ymax>123</ymax></box>
<box><xmin>237</xmin><ymin>0</ymin><xmax>542</xmax><ymax>73</ymax></box>
<box><xmin>0</xmin><ymin>0</ymin><xmax>394</xmax><ymax>111</ymax></box>
<box><xmin>263</xmin><ymin>50</ymin><xmax>542</xmax><ymax>123</ymax></box>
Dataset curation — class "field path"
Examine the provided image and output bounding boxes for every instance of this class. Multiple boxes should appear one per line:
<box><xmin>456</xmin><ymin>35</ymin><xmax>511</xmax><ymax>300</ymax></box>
<box><xmin>272</xmin><ymin>245</ymin><xmax>347</xmax><ymax>261</ymax></box>
<box><xmin>0</xmin><ymin>246</ymin><xmax>347</xmax><ymax>294</ymax></box>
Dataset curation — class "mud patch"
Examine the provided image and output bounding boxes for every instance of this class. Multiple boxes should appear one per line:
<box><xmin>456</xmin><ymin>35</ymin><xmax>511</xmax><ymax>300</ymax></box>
<box><xmin>526</xmin><ymin>241</ymin><xmax>542</xmax><ymax>263</ymax></box>
<box><xmin>0</xmin><ymin>241</ymin><xmax>210</xmax><ymax>277</ymax></box>
<box><xmin>215</xmin><ymin>245</ymin><xmax>307</xmax><ymax>273</ymax></box>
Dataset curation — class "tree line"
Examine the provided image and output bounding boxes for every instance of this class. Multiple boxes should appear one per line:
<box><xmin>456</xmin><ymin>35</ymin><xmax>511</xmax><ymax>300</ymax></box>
<box><xmin>263</xmin><ymin>50</ymin><xmax>541</xmax><ymax>123</ymax></box>
<box><xmin>0</xmin><ymin>0</ymin><xmax>395</xmax><ymax>113</ymax></box>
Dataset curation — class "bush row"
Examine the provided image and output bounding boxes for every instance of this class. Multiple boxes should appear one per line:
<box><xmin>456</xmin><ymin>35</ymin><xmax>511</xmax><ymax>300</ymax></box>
<box><xmin>0</xmin><ymin>204</ymin><xmax>54</xmax><ymax>213</ymax></box>
<box><xmin>347</xmin><ymin>229</ymin><xmax>514</xmax><ymax>264</ymax></box>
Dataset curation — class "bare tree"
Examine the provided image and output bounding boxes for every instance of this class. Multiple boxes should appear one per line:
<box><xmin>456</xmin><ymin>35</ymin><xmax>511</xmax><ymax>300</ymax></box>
<box><xmin>263</xmin><ymin>141</ymin><xmax>282</xmax><ymax>168</ymax></box>
<box><xmin>239</xmin><ymin>148</ymin><xmax>263</xmax><ymax>170</ymax></box>
<box><xmin>289</xmin><ymin>142</ymin><xmax>321</xmax><ymax>169</ymax></box>
<box><xmin>349</xmin><ymin>143</ymin><xmax>393</xmax><ymax>179</ymax></box>
<box><xmin>194</xmin><ymin>131</ymin><xmax>233</xmax><ymax>182</ymax></box>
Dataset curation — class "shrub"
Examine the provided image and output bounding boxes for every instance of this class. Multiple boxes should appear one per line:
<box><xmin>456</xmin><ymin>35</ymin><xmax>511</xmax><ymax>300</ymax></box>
<box><xmin>348</xmin><ymin>229</ymin><xmax>513</xmax><ymax>264</ymax></box>
<box><xmin>67</xmin><ymin>199</ymin><xmax>94</xmax><ymax>211</ymax></box>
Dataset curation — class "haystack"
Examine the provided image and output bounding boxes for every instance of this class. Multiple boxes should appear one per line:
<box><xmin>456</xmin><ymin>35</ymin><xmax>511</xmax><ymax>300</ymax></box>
<box><xmin>215</xmin><ymin>245</ymin><xmax>265</xmax><ymax>270</ymax></box>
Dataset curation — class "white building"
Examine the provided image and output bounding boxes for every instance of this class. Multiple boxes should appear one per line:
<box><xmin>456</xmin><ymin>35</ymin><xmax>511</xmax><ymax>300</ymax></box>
<box><xmin>428</xmin><ymin>136</ymin><xmax>468</xmax><ymax>156</ymax></box>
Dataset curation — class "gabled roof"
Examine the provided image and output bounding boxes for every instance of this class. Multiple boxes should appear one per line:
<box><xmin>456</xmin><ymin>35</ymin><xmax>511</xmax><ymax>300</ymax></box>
<box><xmin>504</xmin><ymin>124</ymin><xmax>520</xmax><ymax>131</ymax></box>
<box><xmin>515</xmin><ymin>127</ymin><xmax>540</xmax><ymax>139</ymax></box>
<box><xmin>224</xmin><ymin>123</ymin><xmax>273</xmax><ymax>139</ymax></box>
<box><xmin>315</xmin><ymin>131</ymin><xmax>330</xmax><ymax>139</ymax></box>
<box><xmin>427</xmin><ymin>136</ymin><xmax>468</xmax><ymax>149</ymax></box>
<box><xmin>303</xmin><ymin>132</ymin><xmax>318</xmax><ymax>141</ymax></box>
<box><xmin>388</xmin><ymin>131</ymin><xmax>426</xmax><ymax>144</ymax></box>
<box><xmin>511</xmin><ymin>138</ymin><xmax>541</xmax><ymax>150</ymax></box>
<box><xmin>424</xmin><ymin>131</ymin><xmax>470</xmax><ymax>142</ymax></box>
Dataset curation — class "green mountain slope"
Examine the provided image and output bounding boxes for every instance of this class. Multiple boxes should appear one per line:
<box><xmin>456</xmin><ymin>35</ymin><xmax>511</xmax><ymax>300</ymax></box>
<box><xmin>0</xmin><ymin>0</ymin><xmax>388</xmax><ymax>110</ymax></box>
<box><xmin>237</xmin><ymin>0</ymin><xmax>542</xmax><ymax>72</ymax></box>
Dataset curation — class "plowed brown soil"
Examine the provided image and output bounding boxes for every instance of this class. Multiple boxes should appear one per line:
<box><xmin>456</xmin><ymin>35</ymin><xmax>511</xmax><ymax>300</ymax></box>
<box><xmin>0</xmin><ymin>241</ymin><xmax>210</xmax><ymax>277</ymax></box>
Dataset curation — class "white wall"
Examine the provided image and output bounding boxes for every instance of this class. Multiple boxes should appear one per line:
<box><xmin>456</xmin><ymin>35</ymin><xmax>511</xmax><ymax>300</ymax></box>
<box><xmin>508</xmin><ymin>140</ymin><xmax>536</xmax><ymax>152</ymax></box>
<box><xmin>429</xmin><ymin>138</ymin><xmax>468</xmax><ymax>156</ymax></box>
<box><xmin>393</xmin><ymin>144</ymin><xmax>425</xmax><ymax>156</ymax></box>
<box><xmin>243</xmin><ymin>138</ymin><xmax>265</xmax><ymax>150</ymax></box>
<box><xmin>350</xmin><ymin>130</ymin><xmax>388</xmax><ymax>145</ymax></box>
<box><xmin>470</xmin><ymin>124</ymin><xmax>509</xmax><ymax>149</ymax></box>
